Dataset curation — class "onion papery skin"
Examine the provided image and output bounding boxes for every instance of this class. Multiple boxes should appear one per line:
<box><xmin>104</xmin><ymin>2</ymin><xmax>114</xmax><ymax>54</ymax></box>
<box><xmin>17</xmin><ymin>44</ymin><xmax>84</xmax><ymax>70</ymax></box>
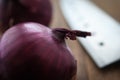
<box><xmin>0</xmin><ymin>0</ymin><xmax>52</xmax><ymax>33</ymax></box>
<box><xmin>0</xmin><ymin>22</ymin><xmax>77</xmax><ymax>80</ymax></box>
<box><xmin>11</xmin><ymin>0</ymin><xmax>52</xmax><ymax>26</ymax></box>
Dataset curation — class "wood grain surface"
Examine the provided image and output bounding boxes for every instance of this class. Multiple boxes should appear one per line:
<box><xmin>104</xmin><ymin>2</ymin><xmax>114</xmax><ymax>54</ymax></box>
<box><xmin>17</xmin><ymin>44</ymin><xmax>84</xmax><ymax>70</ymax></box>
<box><xmin>50</xmin><ymin>0</ymin><xmax>120</xmax><ymax>80</ymax></box>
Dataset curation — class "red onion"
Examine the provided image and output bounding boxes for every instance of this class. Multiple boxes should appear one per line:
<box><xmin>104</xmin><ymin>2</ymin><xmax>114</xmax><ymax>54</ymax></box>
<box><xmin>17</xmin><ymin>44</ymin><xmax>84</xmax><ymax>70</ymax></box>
<box><xmin>0</xmin><ymin>0</ymin><xmax>52</xmax><ymax>33</ymax></box>
<box><xmin>0</xmin><ymin>37</ymin><xmax>3</xmax><ymax>80</ymax></box>
<box><xmin>0</xmin><ymin>22</ymin><xmax>91</xmax><ymax>80</ymax></box>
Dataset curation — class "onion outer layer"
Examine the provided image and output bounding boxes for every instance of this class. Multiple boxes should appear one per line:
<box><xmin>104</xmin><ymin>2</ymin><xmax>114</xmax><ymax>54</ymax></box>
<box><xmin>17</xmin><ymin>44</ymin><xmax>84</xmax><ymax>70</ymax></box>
<box><xmin>0</xmin><ymin>22</ymin><xmax>91</xmax><ymax>80</ymax></box>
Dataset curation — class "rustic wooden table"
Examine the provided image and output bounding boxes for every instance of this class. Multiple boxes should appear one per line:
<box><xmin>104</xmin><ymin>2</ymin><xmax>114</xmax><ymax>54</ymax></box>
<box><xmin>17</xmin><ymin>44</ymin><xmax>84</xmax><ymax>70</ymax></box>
<box><xmin>50</xmin><ymin>0</ymin><xmax>120</xmax><ymax>80</ymax></box>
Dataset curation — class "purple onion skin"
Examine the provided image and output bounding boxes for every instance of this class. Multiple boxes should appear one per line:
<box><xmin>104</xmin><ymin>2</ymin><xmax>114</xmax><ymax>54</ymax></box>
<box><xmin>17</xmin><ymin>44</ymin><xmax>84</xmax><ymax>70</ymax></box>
<box><xmin>0</xmin><ymin>30</ymin><xmax>2</xmax><ymax>79</ymax></box>
<box><xmin>0</xmin><ymin>0</ymin><xmax>52</xmax><ymax>33</ymax></box>
<box><xmin>11</xmin><ymin>0</ymin><xmax>52</xmax><ymax>26</ymax></box>
<box><xmin>0</xmin><ymin>22</ymin><xmax>77</xmax><ymax>80</ymax></box>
